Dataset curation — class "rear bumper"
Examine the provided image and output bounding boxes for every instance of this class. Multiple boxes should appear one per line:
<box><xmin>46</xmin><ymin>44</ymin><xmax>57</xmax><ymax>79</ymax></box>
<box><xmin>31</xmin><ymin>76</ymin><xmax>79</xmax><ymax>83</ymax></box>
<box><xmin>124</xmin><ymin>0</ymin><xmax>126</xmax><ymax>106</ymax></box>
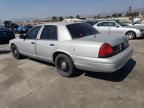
<box><xmin>74</xmin><ymin>47</ymin><xmax>134</xmax><ymax>72</ymax></box>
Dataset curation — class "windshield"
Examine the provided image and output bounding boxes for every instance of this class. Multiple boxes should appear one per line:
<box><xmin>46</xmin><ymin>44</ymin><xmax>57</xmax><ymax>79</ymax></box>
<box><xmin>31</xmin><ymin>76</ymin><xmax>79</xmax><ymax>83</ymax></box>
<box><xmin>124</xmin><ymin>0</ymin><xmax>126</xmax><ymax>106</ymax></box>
<box><xmin>66</xmin><ymin>23</ymin><xmax>98</xmax><ymax>39</ymax></box>
<box><xmin>116</xmin><ymin>21</ymin><xmax>128</xmax><ymax>27</ymax></box>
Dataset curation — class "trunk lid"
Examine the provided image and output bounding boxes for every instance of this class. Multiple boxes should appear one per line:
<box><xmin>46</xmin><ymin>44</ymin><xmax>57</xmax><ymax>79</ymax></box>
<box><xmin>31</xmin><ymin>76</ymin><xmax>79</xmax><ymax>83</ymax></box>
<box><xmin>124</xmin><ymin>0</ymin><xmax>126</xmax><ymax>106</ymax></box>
<box><xmin>70</xmin><ymin>34</ymin><xmax>129</xmax><ymax>58</ymax></box>
<box><xmin>74</xmin><ymin>34</ymin><xmax>126</xmax><ymax>47</ymax></box>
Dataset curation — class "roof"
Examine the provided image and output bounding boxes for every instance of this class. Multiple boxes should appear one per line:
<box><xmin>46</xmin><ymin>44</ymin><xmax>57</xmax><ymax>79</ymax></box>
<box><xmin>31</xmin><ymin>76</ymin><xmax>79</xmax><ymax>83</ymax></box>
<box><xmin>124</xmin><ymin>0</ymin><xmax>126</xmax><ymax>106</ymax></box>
<box><xmin>38</xmin><ymin>22</ymin><xmax>82</xmax><ymax>26</ymax></box>
<box><xmin>0</xmin><ymin>26</ymin><xmax>11</xmax><ymax>31</ymax></box>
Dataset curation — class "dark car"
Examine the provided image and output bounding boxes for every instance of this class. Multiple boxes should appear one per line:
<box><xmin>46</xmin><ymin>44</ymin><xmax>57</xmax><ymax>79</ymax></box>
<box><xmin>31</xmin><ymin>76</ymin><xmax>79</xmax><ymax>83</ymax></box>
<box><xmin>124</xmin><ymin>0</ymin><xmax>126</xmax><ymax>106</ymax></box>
<box><xmin>0</xmin><ymin>27</ymin><xmax>15</xmax><ymax>44</ymax></box>
<box><xmin>16</xmin><ymin>25</ymin><xmax>33</xmax><ymax>34</ymax></box>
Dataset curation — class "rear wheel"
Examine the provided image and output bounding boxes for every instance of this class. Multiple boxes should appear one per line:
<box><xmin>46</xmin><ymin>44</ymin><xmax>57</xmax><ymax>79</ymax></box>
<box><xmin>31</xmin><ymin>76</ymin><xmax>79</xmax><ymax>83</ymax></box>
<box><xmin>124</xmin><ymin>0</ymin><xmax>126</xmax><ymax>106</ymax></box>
<box><xmin>126</xmin><ymin>31</ymin><xmax>136</xmax><ymax>40</ymax></box>
<box><xmin>11</xmin><ymin>44</ymin><xmax>22</xmax><ymax>59</ymax></box>
<box><xmin>55</xmin><ymin>54</ymin><xmax>75</xmax><ymax>77</ymax></box>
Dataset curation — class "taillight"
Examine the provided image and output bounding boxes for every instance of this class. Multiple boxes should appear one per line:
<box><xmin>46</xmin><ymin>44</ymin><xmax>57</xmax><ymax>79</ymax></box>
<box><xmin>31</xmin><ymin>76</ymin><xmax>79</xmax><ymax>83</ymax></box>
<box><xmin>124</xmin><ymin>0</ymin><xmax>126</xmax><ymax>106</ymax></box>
<box><xmin>99</xmin><ymin>43</ymin><xmax>113</xmax><ymax>58</ymax></box>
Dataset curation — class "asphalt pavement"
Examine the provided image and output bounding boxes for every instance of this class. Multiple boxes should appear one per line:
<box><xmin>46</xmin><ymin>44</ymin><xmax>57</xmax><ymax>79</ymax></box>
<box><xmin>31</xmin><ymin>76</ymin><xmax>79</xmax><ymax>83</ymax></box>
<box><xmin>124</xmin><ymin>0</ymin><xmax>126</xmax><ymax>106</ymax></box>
<box><xmin>0</xmin><ymin>39</ymin><xmax>144</xmax><ymax>108</ymax></box>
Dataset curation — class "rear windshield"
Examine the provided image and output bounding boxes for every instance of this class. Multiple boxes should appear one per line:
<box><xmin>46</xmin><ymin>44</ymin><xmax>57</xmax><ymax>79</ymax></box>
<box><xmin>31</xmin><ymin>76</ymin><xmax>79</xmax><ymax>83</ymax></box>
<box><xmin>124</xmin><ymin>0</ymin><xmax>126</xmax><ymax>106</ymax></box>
<box><xmin>66</xmin><ymin>23</ymin><xmax>98</xmax><ymax>39</ymax></box>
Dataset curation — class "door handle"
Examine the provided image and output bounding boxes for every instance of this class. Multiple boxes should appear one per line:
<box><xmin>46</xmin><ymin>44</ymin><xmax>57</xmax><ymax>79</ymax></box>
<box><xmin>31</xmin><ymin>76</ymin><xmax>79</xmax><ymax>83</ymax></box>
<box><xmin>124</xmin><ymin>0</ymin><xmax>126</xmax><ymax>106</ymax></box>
<box><xmin>49</xmin><ymin>44</ymin><xmax>55</xmax><ymax>46</ymax></box>
<box><xmin>31</xmin><ymin>42</ymin><xmax>35</xmax><ymax>44</ymax></box>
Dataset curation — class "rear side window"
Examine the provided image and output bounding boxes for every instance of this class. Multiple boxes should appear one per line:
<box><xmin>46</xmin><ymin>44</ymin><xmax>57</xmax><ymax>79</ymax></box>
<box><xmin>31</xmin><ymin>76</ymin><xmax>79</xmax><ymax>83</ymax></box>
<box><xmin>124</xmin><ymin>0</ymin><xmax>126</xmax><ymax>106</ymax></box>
<box><xmin>66</xmin><ymin>23</ymin><xmax>98</xmax><ymax>39</ymax></box>
<box><xmin>40</xmin><ymin>25</ymin><xmax>57</xmax><ymax>40</ymax></box>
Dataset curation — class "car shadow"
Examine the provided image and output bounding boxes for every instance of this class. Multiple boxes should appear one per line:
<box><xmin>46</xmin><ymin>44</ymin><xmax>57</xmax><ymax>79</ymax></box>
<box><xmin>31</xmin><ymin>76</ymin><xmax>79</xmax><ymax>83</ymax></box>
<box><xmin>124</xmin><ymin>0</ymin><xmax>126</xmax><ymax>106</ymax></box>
<box><xmin>28</xmin><ymin>58</ymin><xmax>136</xmax><ymax>82</ymax></box>
<box><xmin>136</xmin><ymin>37</ymin><xmax>144</xmax><ymax>40</ymax></box>
<box><xmin>0</xmin><ymin>50</ymin><xmax>11</xmax><ymax>55</ymax></box>
<box><xmin>82</xmin><ymin>59</ymin><xmax>136</xmax><ymax>82</ymax></box>
<box><xmin>0</xmin><ymin>44</ymin><xmax>11</xmax><ymax>55</ymax></box>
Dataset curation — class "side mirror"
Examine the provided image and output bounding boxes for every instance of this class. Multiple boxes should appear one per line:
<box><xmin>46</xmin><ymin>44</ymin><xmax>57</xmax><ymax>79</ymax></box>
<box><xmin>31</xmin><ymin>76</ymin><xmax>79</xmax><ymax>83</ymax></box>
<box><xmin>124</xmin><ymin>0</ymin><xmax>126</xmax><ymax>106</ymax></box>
<box><xmin>19</xmin><ymin>34</ymin><xmax>26</xmax><ymax>39</ymax></box>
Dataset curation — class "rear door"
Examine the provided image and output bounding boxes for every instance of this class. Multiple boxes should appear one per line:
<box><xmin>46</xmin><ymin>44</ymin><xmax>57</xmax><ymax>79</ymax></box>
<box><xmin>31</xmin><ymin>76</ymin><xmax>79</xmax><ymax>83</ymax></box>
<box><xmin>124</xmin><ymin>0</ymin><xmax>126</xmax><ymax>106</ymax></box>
<box><xmin>109</xmin><ymin>22</ymin><xmax>126</xmax><ymax>35</ymax></box>
<box><xmin>106</xmin><ymin>22</ymin><xmax>120</xmax><ymax>34</ymax></box>
<box><xmin>36</xmin><ymin>25</ymin><xmax>58</xmax><ymax>62</ymax></box>
<box><xmin>18</xmin><ymin>26</ymin><xmax>42</xmax><ymax>57</ymax></box>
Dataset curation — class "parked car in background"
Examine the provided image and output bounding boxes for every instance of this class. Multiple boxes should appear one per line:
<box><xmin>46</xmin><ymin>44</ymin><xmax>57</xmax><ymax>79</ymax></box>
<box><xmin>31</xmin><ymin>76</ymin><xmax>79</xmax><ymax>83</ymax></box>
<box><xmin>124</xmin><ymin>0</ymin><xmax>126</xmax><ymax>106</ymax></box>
<box><xmin>10</xmin><ymin>22</ymin><xmax>133</xmax><ymax>77</ymax></box>
<box><xmin>25</xmin><ymin>25</ymin><xmax>33</xmax><ymax>30</ymax></box>
<box><xmin>16</xmin><ymin>25</ymin><xmax>33</xmax><ymax>34</ymax></box>
<box><xmin>131</xmin><ymin>22</ymin><xmax>144</xmax><ymax>30</ymax></box>
<box><xmin>85</xmin><ymin>21</ymin><xmax>98</xmax><ymax>25</ymax></box>
<box><xmin>93</xmin><ymin>20</ymin><xmax>144</xmax><ymax>39</ymax></box>
<box><xmin>4</xmin><ymin>21</ymin><xmax>19</xmax><ymax>30</ymax></box>
<box><xmin>4</xmin><ymin>21</ymin><xmax>13</xmax><ymax>28</ymax></box>
<box><xmin>62</xmin><ymin>18</ymin><xmax>84</xmax><ymax>22</ymax></box>
<box><xmin>0</xmin><ymin>27</ymin><xmax>15</xmax><ymax>44</ymax></box>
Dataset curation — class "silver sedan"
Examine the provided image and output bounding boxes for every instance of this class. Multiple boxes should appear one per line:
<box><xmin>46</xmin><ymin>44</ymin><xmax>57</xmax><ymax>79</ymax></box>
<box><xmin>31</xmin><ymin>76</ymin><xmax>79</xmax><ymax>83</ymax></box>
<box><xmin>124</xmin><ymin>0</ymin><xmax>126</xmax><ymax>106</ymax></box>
<box><xmin>10</xmin><ymin>22</ymin><xmax>133</xmax><ymax>77</ymax></box>
<box><xmin>93</xmin><ymin>21</ymin><xmax>144</xmax><ymax>39</ymax></box>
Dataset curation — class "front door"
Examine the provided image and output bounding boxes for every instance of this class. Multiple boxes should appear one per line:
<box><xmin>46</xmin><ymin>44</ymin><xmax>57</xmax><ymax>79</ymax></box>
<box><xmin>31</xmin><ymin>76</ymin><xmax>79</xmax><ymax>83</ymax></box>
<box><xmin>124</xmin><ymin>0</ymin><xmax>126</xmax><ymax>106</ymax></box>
<box><xmin>19</xmin><ymin>26</ymin><xmax>42</xmax><ymax>57</ymax></box>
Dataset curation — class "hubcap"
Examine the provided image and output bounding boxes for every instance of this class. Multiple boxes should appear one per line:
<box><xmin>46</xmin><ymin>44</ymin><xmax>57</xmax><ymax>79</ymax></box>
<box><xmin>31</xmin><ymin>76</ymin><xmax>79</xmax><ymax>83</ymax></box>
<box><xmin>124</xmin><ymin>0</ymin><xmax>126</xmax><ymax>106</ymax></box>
<box><xmin>58</xmin><ymin>58</ymin><xmax>69</xmax><ymax>73</ymax></box>
<box><xmin>127</xmin><ymin>32</ymin><xmax>134</xmax><ymax>39</ymax></box>
<box><xmin>61</xmin><ymin>61</ymin><xmax>67</xmax><ymax>70</ymax></box>
<box><xmin>14</xmin><ymin>49</ymin><xmax>17</xmax><ymax>55</ymax></box>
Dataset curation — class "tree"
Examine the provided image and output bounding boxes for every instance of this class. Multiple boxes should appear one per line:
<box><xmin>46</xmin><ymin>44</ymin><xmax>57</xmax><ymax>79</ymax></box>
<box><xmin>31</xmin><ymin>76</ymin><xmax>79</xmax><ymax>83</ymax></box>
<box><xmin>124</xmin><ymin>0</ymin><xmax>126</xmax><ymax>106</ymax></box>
<box><xmin>59</xmin><ymin>16</ymin><xmax>64</xmax><ymax>21</ymax></box>
<box><xmin>52</xmin><ymin>16</ymin><xmax>57</xmax><ymax>21</ymax></box>
<box><xmin>69</xmin><ymin>16</ymin><xmax>74</xmax><ymax>19</ymax></box>
<box><xmin>76</xmin><ymin>14</ymin><xmax>80</xmax><ymax>19</ymax></box>
<box><xmin>105</xmin><ymin>15</ymin><xmax>111</xmax><ymax>18</ymax></box>
<box><xmin>133</xmin><ymin>12</ymin><xmax>139</xmax><ymax>17</ymax></box>
<box><xmin>125</xmin><ymin>12</ymin><xmax>139</xmax><ymax>18</ymax></box>
<box><xmin>117</xmin><ymin>13</ymin><xmax>122</xmax><ymax>17</ymax></box>
<box><xmin>97</xmin><ymin>15</ymin><xmax>101</xmax><ymax>19</ymax></box>
<box><xmin>112</xmin><ymin>13</ymin><xmax>117</xmax><ymax>17</ymax></box>
<box><xmin>126</xmin><ymin>12</ymin><xmax>133</xmax><ymax>17</ymax></box>
<box><xmin>93</xmin><ymin>16</ymin><xmax>97</xmax><ymax>19</ymax></box>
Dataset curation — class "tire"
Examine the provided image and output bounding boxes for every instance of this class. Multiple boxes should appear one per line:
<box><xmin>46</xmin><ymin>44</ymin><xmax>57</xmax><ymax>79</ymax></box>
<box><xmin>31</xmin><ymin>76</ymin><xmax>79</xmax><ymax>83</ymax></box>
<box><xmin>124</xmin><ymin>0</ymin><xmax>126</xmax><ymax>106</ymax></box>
<box><xmin>55</xmin><ymin>54</ymin><xmax>76</xmax><ymax>77</ymax></box>
<box><xmin>11</xmin><ymin>44</ymin><xmax>22</xmax><ymax>59</ymax></box>
<box><xmin>126</xmin><ymin>31</ymin><xmax>136</xmax><ymax>40</ymax></box>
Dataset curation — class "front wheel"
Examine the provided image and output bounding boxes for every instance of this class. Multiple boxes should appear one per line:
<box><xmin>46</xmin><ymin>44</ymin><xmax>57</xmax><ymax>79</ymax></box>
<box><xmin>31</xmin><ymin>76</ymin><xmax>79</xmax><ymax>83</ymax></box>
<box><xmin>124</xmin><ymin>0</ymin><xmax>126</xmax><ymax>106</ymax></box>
<box><xmin>55</xmin><ymin>54</ymin><xmax>76</xmax><ymax>77</ymax></box>
<box><xmin>11</xmin><ymin>45</ymin><xmax>22</xmax><ymax>59</ymax></box>
<box><xmin>126</xmin><ymin>31</ymin><xmax>136</xmax><ymax>40</ymax></box>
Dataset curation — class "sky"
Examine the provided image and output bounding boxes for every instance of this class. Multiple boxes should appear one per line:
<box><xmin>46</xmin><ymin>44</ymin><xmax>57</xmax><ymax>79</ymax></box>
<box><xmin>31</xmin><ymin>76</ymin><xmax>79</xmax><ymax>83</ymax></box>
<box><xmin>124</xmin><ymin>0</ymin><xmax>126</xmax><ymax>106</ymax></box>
<box><xmin>0</xmin><ymin>0</ymin><xmax>144</xmax><ymax>20</ymax></box>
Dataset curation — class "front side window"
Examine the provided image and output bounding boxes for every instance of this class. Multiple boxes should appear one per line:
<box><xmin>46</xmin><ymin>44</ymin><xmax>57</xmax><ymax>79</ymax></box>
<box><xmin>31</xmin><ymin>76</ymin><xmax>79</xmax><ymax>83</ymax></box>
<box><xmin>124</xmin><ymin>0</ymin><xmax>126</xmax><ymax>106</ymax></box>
<box><xmin>26</xmin><ymin>26</ymin><xmax>41</xmax><ymax>39</ymax></box>
<box><xmin>66</xmin><ymin>23</ymin><xmax>98</xmax><ymax>39</ymax></box>
<box><xmin>97</xmin><ymin>22</ymin><xmax>106</xmax><ymax>26</ymax></box>
<box><xmin>40</xmin><ymin>25</ymin><xmax>57</xmax><ymax>40</ymax></box>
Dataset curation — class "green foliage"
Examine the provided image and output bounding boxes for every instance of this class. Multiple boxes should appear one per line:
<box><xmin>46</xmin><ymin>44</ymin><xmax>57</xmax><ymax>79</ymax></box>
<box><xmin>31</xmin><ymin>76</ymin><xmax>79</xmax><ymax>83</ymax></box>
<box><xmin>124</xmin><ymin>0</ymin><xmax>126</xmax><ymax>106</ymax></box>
<box><xmin>59</xmin><ymin>16</ymin><xmax>64</xmax><ymax>21</ymax></box>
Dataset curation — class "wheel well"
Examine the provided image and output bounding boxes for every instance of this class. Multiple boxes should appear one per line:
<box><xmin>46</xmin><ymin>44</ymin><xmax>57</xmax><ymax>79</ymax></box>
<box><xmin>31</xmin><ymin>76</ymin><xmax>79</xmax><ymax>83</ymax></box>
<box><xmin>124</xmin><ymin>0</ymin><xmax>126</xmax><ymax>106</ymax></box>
<box><xmin>53</xmin><ymin>52</ymin><xmax>72</xmax><ymax>62</ymax></box>
<box><xmin>125</xmin><ymin>31</ymin><xmax>136</xmax><ymax>37</ymax></box>
<box><xmin>11</xmin><ymin>43</ymin><xmax>15</xmax><ymax>47</ymax></box>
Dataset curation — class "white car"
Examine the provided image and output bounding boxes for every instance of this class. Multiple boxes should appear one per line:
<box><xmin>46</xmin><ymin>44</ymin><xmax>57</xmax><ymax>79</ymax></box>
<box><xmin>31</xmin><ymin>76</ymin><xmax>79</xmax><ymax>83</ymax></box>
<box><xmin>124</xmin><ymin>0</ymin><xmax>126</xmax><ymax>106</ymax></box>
<box><xmin>10</xmin><ymin>22</ymin><xmax>133</xmax><ymax>77</ymax></box>
<box><xmin>93</xmin><ymin>21</ymin><xmax>144</xmax><ymax>39</ymax></box>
